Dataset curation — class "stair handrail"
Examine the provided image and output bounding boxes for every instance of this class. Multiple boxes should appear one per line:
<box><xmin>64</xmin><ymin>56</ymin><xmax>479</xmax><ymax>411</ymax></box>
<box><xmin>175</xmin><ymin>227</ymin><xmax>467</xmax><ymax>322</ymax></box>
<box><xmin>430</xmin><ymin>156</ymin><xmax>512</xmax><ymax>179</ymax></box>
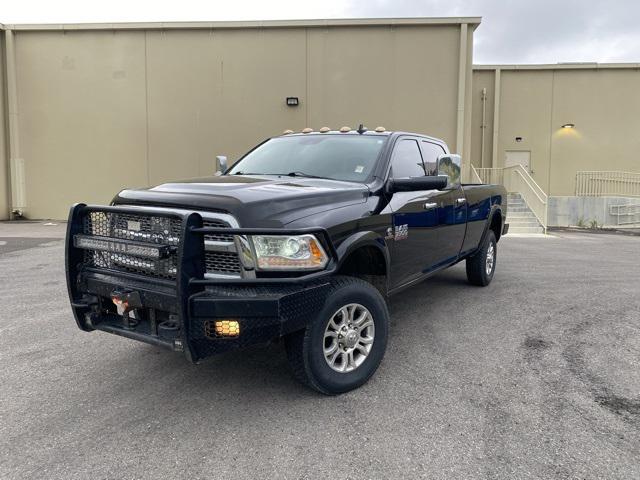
<box><xmin>505</xmin><ymin>165</ymin><xmax>548</xmax><ymax>231</ymax></box>
<box><xmin>469</xmin><ymin>165</ymin><xmax>483</xmax><ymax>184</ymax></box>
<box><xmin>507</xmin><ymin>165</ymin><xmax>548</xmax><ymax>204</ymax></box>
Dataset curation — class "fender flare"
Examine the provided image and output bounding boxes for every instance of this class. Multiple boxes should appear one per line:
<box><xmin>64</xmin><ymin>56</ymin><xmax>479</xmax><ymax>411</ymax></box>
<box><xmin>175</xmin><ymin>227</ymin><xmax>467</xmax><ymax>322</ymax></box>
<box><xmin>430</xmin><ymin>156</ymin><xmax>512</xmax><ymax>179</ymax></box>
<box><xmin>478</xmin><ymin>206</ymin><xmax>503</xmax><ymax>249</ymax></box>
<box><xmin>334</xmin><ymin>230</ymin><xmax>391</xmax><ymax>277</ymax></box>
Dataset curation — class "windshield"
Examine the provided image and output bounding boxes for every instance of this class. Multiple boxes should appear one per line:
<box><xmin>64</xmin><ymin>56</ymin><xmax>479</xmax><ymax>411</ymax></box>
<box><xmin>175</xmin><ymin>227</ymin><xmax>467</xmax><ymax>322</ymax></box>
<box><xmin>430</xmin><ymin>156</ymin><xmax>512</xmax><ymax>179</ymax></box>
<box><xmin>228</xmin><ymin>135</ymin><xmax>387</xmax><ymax>182</ymax></box>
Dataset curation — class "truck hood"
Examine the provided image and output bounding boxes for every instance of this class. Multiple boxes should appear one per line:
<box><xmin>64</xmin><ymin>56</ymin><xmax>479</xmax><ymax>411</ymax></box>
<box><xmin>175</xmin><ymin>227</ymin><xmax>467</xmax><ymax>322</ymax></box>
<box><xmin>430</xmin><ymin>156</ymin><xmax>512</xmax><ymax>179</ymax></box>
<box><xmin>113</xmin><ymin>174</ymin><xmax>370</xmax><ymax>227</ymax></box>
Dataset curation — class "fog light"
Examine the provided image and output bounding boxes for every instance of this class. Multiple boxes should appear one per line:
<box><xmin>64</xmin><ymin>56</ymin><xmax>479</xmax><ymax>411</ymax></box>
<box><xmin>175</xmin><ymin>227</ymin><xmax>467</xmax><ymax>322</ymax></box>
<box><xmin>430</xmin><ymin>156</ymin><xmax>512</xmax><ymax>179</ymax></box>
<box><xmin>214</xmin><ymin>320</ymin><xmax>240</xmax><ymax>338</ymax></box>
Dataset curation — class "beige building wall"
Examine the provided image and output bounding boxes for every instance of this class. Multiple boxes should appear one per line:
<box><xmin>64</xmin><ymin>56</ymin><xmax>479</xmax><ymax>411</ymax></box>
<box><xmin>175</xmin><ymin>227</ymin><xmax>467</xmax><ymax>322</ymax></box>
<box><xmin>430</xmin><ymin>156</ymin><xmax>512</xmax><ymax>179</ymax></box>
<box><xmin>15</xmin><ymin>31</ymin><xmax>149</xmax><ymax>219</ymax></box>
<box><xmin>471</xmin><ymin>65</ymin><xmax>640</xmax><ymax>196</ymax></box>
<box><xmin>0</xmin><ymin>18</ymin><xmax>478</xmax><ymax>219</ymax></box>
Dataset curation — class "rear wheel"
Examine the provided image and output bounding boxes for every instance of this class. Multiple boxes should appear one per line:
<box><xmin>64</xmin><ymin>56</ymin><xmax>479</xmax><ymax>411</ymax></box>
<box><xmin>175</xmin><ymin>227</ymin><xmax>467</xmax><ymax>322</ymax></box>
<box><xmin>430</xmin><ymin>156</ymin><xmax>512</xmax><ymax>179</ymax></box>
<box><xmin>466</xmin><ymin>230</ymin><xmax>497</xmax><ymax>286</ymax></box>
<box><xmin>285</xmin><ymin>276</ymin><xmax>389</xmax><ymax>395</ymax></box>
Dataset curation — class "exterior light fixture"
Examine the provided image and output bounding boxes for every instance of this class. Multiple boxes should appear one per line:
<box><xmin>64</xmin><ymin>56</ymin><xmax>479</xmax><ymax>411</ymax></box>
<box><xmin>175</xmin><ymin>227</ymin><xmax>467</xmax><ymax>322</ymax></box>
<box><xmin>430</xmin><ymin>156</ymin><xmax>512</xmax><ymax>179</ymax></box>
<box><xmin>561</xmin><ymin>123</ymin><xmax>575</xmax><ymax>129</ymax></box>
<box><xmin>286</xmin><ymin>97</ymin><xmax>299</xmax><ymax>107</ymax></box>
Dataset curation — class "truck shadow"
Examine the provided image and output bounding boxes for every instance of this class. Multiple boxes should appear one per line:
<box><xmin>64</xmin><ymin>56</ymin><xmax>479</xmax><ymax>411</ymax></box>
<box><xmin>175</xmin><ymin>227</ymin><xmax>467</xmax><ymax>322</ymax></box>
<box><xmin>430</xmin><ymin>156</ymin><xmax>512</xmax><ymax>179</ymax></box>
<box><xmin>105</xmin><ymin>265</ymin><xmax>472</xmax><ymax>401</ymax></box>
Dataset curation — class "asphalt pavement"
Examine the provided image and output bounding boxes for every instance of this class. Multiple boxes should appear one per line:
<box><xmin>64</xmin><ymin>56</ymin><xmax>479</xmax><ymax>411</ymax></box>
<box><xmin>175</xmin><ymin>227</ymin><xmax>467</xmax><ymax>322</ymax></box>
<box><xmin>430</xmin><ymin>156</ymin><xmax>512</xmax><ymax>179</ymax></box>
<box><xmin>0</xmin><ymin>222</ymin><xmax>638</xmax><ymax>479</ymax></box>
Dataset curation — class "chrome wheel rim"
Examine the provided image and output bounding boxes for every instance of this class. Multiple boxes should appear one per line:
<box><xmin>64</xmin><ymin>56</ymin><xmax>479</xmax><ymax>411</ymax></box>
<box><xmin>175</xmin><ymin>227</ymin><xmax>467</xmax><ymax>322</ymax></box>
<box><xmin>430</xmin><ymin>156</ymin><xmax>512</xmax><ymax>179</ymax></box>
<box><xmin>486</xmin><ymin>242</ymin><xmax>495</xmax><ymax>275</ymax></box>
<box><xmin>323</xmin><ymin>303</ymin><xmax>375</xmax><ymax>373</ymax></box>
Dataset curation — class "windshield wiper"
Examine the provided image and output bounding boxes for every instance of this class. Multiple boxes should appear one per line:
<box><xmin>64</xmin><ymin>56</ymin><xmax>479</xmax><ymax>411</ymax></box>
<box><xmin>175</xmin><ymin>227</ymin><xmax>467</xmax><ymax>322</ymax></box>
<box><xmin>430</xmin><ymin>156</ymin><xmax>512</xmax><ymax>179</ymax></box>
<box><xmin>234</xmin><ymin>171</ymin><xmax>333</xmax><ymax>180</ymax></box>
<box><xmin>284</xmin><ymin>171</ymin><xmax>332</xmax><ymax>179</ymax></box>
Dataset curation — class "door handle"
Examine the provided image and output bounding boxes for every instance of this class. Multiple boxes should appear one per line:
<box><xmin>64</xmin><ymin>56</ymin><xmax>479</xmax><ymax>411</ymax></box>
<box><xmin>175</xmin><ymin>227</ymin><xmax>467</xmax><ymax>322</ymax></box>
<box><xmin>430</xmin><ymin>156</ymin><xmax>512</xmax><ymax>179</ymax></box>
<box><xmin>455</xmin><ymin>198</ymin><xmax>467</xmax><ymax>207</ymax></box>
<box><xmin>423</xmin><ymin>202</ymin><xmax>438</xmax><ymax>210</ymax></box>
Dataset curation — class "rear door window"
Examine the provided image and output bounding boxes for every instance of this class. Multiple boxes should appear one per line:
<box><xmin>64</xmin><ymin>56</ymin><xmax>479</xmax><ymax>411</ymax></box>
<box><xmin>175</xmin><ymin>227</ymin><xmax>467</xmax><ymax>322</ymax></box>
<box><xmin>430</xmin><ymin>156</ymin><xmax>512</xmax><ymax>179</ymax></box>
<box><xmin>420</xmin><ymin>141</ymin><xmax>446</xmax><ymax>176</ymax></box>
<box><xmin>390</xmin><ymin>139</ymin><xmax>426</xmax><ymax>178</ymax></box>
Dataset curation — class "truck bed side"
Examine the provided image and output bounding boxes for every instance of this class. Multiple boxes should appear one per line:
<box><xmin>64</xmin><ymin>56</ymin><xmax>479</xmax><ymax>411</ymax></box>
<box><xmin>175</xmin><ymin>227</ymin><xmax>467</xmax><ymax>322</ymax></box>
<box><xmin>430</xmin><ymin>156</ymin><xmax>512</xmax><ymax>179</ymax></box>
<box><xmin>460</xmin><ymin>184</ymin><xmax>507</xmax><ymax>256</ymax></box>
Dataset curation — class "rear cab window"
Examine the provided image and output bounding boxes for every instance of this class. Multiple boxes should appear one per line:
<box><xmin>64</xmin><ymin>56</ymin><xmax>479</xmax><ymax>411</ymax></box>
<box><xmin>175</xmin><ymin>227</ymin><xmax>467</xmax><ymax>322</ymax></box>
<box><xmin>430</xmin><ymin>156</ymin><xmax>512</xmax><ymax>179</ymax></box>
<box><xmin>390</xmin><ymin>139</ymin><xmax>426</xmax><ymax>178</ymax></box>
<box><xmin>420</xmin><ymin>141</ymin><xmax>446</xmax><ymax>176</ymax></box>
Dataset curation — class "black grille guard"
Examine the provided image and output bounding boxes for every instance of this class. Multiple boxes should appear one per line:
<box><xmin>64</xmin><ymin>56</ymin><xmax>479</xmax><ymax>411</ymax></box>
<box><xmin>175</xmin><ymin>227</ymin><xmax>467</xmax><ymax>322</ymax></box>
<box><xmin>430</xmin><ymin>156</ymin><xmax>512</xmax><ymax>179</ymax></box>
<box><xmin>65</xmin><ymin>203</ymin><xmax>339</xmax><ymax>362</ymax></box>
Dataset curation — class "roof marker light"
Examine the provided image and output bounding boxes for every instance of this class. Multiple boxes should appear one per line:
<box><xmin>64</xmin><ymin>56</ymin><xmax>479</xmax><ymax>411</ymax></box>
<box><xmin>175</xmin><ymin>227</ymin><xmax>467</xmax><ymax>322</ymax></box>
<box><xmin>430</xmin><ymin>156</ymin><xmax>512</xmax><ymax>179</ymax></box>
<box><xmin>561</xmin><ymin>123</ymin><xmax>575</xmax><ymax>129</ymax></box>
<box><xmin>282</xmin><ymin>129</ymin><xmax>294</xmax><ymax>135</ymax></box>
<box><xmin>339</xmin><ymin>126</ymin><xmax>351</xmax><ymax>133</ymax></box>
<box><xmin>319</xmin><ymin>127</ymin><xmax>330</xmax><ymax>133</ymax></box>
<box><xmin>375</xmin><ymin>126</ymin><xmax>386</xmax><ymax>132</ymax></box>
<box><xmin>301</xmin><ymin>128</ymin><xmax>313</xmax><ymax>134</ymax></box>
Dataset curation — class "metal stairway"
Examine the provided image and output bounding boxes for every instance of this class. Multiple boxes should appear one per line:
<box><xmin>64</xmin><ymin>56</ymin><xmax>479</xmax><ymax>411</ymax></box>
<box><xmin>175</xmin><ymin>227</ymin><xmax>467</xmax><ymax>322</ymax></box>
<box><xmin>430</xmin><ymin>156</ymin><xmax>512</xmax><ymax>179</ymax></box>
<box><xmin>507</xmin><ymin>193</ymin><xmax>545</xmax><ymax>234</ymax></box>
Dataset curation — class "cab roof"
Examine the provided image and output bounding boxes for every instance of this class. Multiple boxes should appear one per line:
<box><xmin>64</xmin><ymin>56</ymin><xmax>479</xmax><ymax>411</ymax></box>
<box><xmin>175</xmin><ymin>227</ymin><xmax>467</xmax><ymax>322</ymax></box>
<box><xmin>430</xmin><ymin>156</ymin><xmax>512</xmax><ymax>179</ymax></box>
<box><xmin>280</xmin><ymin>128</ymin><xmax>446</xmax><ymax>146</ymax></box>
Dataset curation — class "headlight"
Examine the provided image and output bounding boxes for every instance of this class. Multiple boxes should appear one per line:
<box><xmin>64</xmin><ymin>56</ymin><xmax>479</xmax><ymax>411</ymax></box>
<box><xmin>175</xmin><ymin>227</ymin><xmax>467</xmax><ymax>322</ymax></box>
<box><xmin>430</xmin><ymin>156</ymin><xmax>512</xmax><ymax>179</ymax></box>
<box><xmin>251</xmin><ymin>234</ymin><xmax>329</xmax><ymax>271</ymax></box>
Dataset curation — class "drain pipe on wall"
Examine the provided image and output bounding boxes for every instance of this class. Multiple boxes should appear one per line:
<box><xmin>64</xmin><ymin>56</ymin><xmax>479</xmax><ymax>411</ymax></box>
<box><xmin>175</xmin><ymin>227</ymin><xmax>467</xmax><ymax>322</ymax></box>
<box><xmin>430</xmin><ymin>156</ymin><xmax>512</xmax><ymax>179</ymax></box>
<box><xmin>455</xmin><ymin>23</ymin><xmax>468</xmax><ymax>160</ymax></box>
<box><xmin>491</xmin><ymin>69</ymin><xmax>501</xmax><ymax>169</ymax></box>
<box><xmin>480</xmin><ymin>87</ymin><xmax>487</xmax><ymax>167</ymax></box>
<box><xmin>4</xmin><ymin>29</ymin><xmax>27</xmax><ymax>219</ymax></box>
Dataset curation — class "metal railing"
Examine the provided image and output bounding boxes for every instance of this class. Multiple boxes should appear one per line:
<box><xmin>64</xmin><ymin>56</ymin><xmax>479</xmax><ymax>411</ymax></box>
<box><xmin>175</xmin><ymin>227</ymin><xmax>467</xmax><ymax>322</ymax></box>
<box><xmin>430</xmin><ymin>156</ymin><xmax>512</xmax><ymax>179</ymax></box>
<box><xmin>609</xmin><ymin>203</ymin><xmax>640</xmax><ymax>226</ymax></box>
<box><xmin>472</xmin><ymin>165</ymin><xmax>548</xmax><ymax>230</ymax></box>
<box><xmin>475</xmin><ymin>168</ymin><xmax>504</xmax><ymax>186</ymax></box>
<box><xmin>505</xmin><ymin>165</ymin><xmax>548</xmax><ymax>231</ymax></box>
<box><xmin>469</xmin><ymin>165</ymin><xmax>483</xmax><ymax>184</ymax></box>
<box><xmin>576</xmin><ymin>171</ymin><xmax>640</xmax><ymax>197</ymax></box>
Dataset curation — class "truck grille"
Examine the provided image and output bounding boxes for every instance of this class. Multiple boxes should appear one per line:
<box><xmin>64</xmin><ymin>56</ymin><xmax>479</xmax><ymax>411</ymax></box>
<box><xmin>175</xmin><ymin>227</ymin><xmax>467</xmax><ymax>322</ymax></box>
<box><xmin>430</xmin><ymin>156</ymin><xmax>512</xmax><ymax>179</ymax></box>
<box><xmin>204</xmin><ymin>252</ymin><xmax>243</xmax><ymax>274</ymax></box>
<box><xmin>203</xmin><ymin>220</ymin><xmax>233</xmax><ymax>242</ymax></box>
<box><xmin>81</xmin><ymin>210</ymin><xmax>242</xmax><ymax>280</ymax></box>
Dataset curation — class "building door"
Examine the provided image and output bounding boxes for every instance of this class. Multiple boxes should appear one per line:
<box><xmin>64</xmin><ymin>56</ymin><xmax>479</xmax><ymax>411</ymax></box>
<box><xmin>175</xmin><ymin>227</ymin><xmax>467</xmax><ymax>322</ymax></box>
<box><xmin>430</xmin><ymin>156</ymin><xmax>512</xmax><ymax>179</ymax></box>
<box><xmin>505</xmin><ymin>150</ymin><xmax>531</xmax><ymax>172</ymax></box>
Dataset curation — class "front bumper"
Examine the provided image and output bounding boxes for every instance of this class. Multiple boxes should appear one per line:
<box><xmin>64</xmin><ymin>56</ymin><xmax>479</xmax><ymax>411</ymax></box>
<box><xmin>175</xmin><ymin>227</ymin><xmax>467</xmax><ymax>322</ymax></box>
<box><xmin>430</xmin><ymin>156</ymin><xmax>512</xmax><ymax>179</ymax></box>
<box><xmin>66</xmin><ymin>204</ymin><xmax>336</xmax><ymax>363</ymax></box>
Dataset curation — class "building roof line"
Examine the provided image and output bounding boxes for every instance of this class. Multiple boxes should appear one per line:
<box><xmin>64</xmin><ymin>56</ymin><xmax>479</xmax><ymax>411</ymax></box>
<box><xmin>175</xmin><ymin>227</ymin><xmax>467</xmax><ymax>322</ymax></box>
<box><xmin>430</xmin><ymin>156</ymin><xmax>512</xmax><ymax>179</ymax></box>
<box><xmin>1</xmin><ymin>17</ymin><xmax>482</xmax><ymax>32</ymax></box>
<box><xmin>474</xmin><ymin>62</ymin><xmax>640</xmax><ymax>71</ymax></box>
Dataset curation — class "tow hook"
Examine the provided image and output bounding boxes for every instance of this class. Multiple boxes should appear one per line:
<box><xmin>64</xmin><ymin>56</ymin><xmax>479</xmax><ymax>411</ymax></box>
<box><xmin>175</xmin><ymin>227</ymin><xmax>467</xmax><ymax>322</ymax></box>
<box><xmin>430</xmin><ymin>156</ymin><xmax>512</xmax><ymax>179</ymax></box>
<box><xmin>74</xmin><ymin>294</ymin><xmax>101</xmax><ymax>329</ymax></box>
<box><xmin>110</xmin><ymin>290</ymin><xmax>142</xmax><ymax>330</ymax></box>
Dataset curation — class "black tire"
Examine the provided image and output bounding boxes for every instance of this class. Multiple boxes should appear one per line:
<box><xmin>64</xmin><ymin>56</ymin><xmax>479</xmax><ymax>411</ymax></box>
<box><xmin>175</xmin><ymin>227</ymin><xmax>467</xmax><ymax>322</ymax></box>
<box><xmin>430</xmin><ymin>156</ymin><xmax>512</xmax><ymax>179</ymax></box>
<box><xmin>466</xmin><ymin>230</ymin><xmax>497</xmax><ymax>286</ymax></box>
<box><xmin>284</xmin><ymin>276</ymin><xmax>389</xmax><ymax>395</ymax></box>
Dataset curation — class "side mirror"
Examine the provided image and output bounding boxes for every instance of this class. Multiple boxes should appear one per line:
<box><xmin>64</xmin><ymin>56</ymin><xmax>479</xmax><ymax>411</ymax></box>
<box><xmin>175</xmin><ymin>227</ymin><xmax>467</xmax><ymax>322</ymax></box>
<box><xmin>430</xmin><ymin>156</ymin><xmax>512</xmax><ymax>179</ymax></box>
<box><xmin>215</xmin><ymin>155</ymin><xmax>228</xmax><ymax>175</ymax></box>
<box><xmin>386</xmin><ymin>175</ymin><xmax>448</xmax><ymax>193</ymax></box>
<box><xmin>437</xmin><ymin>154</ymin><xmax>462</xmax><ymax>188</ymax></box>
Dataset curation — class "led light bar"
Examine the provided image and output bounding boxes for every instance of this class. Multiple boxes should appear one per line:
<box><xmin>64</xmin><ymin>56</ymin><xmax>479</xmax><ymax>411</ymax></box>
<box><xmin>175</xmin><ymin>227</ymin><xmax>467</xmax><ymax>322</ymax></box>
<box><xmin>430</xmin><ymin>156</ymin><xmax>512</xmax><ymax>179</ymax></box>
<box><xmin>74</xmin><ymin>234</ymin><xmax>172</xmax><ymax>259</ymax></box>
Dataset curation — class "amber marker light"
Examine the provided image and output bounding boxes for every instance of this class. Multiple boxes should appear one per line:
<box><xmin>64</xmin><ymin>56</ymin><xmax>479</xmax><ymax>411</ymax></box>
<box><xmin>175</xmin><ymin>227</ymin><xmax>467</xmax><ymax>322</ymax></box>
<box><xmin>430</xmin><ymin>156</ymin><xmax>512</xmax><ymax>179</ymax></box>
<box><xmin>214</xmin><ymin>320</ymin><xmax>240</xmax><ymax>338</ymax></box>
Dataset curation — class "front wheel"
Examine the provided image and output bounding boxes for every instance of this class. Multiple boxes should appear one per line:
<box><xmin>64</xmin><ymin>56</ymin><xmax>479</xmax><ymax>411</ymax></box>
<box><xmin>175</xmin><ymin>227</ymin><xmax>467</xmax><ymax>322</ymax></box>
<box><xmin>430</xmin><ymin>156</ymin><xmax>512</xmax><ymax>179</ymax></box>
<box><xmin>466</xmin><ymin>230</ymin><xmax>497</xmax><ymax>286</ymax></box>
<box><xmin>285</xmin><ymin>276</ymin><xmax>389</xmax><ymax>395</ymax></box>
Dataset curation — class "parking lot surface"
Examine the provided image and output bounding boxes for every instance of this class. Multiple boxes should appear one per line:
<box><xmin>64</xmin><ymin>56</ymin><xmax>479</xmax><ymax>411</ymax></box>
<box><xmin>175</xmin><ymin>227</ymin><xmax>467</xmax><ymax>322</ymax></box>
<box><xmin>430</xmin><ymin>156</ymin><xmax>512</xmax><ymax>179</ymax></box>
<box><xmin>1</xmin><ymin>223</ymin><xmax>638</xmax><ymax>479</ymax></box>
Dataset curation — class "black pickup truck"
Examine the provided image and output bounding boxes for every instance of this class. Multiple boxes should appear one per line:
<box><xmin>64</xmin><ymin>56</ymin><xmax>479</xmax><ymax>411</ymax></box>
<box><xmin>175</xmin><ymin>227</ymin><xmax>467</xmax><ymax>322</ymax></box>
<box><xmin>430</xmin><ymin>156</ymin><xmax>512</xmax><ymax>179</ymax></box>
<box><xmin>66</xmin><ymin>128</ymin><xmax>508</xmax><ymax>394</ymax></box>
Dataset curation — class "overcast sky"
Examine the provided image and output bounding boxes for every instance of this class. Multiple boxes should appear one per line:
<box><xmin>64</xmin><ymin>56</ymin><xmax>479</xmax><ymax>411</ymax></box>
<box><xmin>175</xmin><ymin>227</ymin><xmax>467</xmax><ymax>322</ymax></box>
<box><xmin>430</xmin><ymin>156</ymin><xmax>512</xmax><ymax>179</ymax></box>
<box><xmin>2</xmin><ymin>0</ymin><xmax>639</xmax><ymax>64</ymax></box>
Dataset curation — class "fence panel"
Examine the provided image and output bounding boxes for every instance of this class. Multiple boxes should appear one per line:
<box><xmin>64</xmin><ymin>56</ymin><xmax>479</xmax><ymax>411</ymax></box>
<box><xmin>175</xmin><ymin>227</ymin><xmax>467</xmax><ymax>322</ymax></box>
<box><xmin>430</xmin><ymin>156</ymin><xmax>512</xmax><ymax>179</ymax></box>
<box><xmin>576</xmin><ymin>171</ymin><xmax>640</xmax><ymax>197</ymax></box>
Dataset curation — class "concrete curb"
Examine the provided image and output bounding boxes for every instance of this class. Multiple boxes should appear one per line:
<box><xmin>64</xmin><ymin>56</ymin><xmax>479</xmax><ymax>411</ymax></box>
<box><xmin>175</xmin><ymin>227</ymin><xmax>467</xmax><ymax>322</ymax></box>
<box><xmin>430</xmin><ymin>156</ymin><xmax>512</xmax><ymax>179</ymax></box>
<box><xmin>548</xmin><ymin>226</ymin><xmax>640</xmax><ymax>237</ymax></box>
